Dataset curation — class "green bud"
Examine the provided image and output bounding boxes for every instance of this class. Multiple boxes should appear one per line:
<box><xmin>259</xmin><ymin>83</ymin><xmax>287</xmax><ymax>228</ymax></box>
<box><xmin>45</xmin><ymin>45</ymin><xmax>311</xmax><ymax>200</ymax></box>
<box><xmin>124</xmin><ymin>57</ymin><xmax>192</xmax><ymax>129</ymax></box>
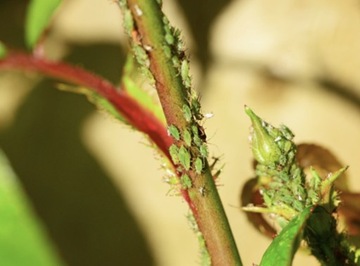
<box><xmin>245</xmin><ymin>106</ymin><xmax>282</xmax><ymax>166</ymax></box>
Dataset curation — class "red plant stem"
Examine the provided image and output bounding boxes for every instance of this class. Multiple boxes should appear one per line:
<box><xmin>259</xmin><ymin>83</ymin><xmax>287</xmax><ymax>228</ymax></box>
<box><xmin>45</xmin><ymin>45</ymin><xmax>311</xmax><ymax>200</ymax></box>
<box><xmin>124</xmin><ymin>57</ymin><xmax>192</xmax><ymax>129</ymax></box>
<box><xmin>0</xmin><ymin>51</ymin><xmax>195</xmax><ymax>210</ymax></box>
<box><xmin>0</xmin><ymin>52</ymin><xmax>169</xmax><ymax>152</ymax></box>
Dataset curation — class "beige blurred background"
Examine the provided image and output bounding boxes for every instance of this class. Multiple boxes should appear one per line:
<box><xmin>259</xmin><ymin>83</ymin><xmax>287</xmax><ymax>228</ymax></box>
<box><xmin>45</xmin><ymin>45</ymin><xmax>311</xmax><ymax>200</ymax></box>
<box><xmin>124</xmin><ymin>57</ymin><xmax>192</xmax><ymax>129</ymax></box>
<box><xmin>1</xmin><ymin>0</ymin><xmax>360</xmax><ymax>265</ymax></box>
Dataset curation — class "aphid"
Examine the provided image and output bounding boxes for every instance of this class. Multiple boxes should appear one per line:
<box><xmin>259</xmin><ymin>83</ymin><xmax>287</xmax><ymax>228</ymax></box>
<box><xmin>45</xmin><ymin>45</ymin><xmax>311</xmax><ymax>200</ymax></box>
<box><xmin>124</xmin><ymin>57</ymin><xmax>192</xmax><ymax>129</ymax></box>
<box><xmin>123</xmin><ymin>9</ymin><xmax>134</xmax><ymax>34</ymax></box>
<box><xmin>280</xmin><ymin>125</ymin><xmax>294</xmax><ymax>140</ymax></box>
<box><xmin>176</xmin><ymin>40</ymin><xmax>185</xmax><ymax>55</ymax></box>
<box><xmin>182</xmin><ymin>128</ymin><xmax>192</xmax><ymax>146</ymax></box>
<box><xmin>172</xmin><ymin>56</ymin><xmax>180</xmax><ymax>69</ymax></box>
<box><xmin>169</xmin><ymin>144</ymin><xmax>180</xmax><ymax>165</ymax></box>
<box><xmin>199</xmin><ymin>144</ymin><xmax>208</xmax><ymax>158</ymax></box>
<box><xmin>181</xmin><ymin>60</ymin><xmax>191</xmax><ymax>87</ymax></box>
<box><xmin>165</xmin><ymin>33</ymin><xmax>175</xmax><ymax>45</ymax></box>
<box><xmin>173</xmin><ymin>28</ymin><xmax>181</xmax><ymax>40</ymax></box>
<box><xmin>191</xmin><ymin>97</ymin><xmax>203</xmax><ymax>120</ymax></box>
<box><xmin>178</xmin><ymin>145</ymin><xmax>191</xmax><ymax>170</ymax></box>
<box><xmin>162</xmin><ymin>45</ymin><xmax>172</xmax><ymax>59</ymax></box>
<box><xmin>181</xmin><ymin>174</ymin><xmax>192</xmax><ymax>189</ymax></box>
<box><xmin>162</xmin><ymin>17</ymin><xmax>170</xmax><ymax>25</ymax></box>
<box><xmin>181</xmin><ymin>60</ymin><xmax>189</xmax><ymax>80</ymax></box>
<box><xmin>168</xmin><ymin>124</ymin><xmax>180</xmax><ymax>141</ymax></box>
<box><xmin>194</xmin><ymin>157</ymin><xmax>203</xmax><ymax>174</ymax></box>
<box><xmin>182</xmin><ymin>104</ymin><xmax>192</xmax><ymax>122</ymax></box>
<box><xmin>191</xmin><ymin>125</ymin><xmax>202</xmax><ymax>147</ymax></box>
<box><xmin>133</xmin><ymin>45</ymin><xmax>150</xmax><ymax>67</ymax></box>
<box><xmin>163</xmin><ymin>175</ymin><xmax>178</xmax><ymax>185</ymax></box>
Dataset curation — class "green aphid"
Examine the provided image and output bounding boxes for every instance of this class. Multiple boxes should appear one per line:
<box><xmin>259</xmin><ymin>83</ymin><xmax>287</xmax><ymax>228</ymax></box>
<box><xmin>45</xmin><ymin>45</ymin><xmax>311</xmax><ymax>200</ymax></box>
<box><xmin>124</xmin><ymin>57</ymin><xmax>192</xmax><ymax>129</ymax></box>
<box><xmin>123</xmin><ymin>9</ymin><xmax>134</xmax><ymax>34</ymax></box>
<box><xmin>165</xmin><ymin>33</ymin><xmax>175</xmax><ymax>45</ymax></box>
<box><xmin>133</xmin><ymin>45</ymin><xmax>149</xmax><ymax>67</ymax></box>
<box><xmin>162</xmin><ymin>16</ymin><xmax>170</xmax><ymax>25</ymax></box>
<box><xmin>199</xmin><ymin>144</ymin><xmax>208</xmax><ymax>158</ymax></box>
<box><xmin>183</xmin><ymin>128</ymin><xmax>192</xmax><ymax>146</ymax></box>
<box><xmin>192</xmin><ymin>125</ymin><xmax>202</xmax><ymax>147</ymax></box>
<box><xmin>176</xmin><ymin>40</ymin><xmax>185</xmax><ymax>54</ymax></box>
<box><xmin>178</xmin><ymin>145</ymin><xmax>191</xmax><ymax>170</ymax></box>
<box><xmin>280</xmin><ymin>125</ymin><xmax>294</xmax><ymax>140</ymax></box>
<box><xmin>181</xmin><ymin>60</ymin><xmax>191</xmax><ymax>87</ymax></box>
<box><xmin>164</xmin><ymin>175</ymin><xmax>178</xmax><ymax>186</ymax></box>
<box><xmin>181</xmin><ymin>60</ymin><xmax>189</xmax><ymax>80</ymax></box>
<box><xmin>172</xmin><ymin>56</ymin><xmax>180</xmax><ymax>69</ymax></box>
<box><xmin>168</xmin><ymin>124</ymin><xmax>180</xmax><ymax>141</ymax></box>
<box><xmin>184</xmin><ymin>77</ymin><xmax>191</xmax><ymax>88</ymax></box>
<box><xmin>283</xmin><ymin>140</ymin><xmax>293</xmax><ymax>153</ymax></box>
<box><xmin>173</xmin><ymin>28</ymin><xmax>181</xmax><ymax>40</ymax></box>
<box><xmin>194</xmin><ymin>157</ymin><xmax>203</xmax><ymax>174</ymax></box>
<box><xmin>181</xmin><ymin>174</ymin><xmax>192</xmax><ymax>189</ymax></box>
<box><xmin>191</xmin><ymin>98</ymin><xmax>203</xmax><ymax>120</ymax></box>
<box><xmin>191</xmin><ymin>125</ymin><xmax>198</xmax><ymax>136</ymax></box>
<box><xmin>163</xmin><ymin>45</ymin><xmax>172</xmax><ymax>59</ymax></box>
<box><xmin>169</xmin><ymin>144</ymin><xmax>180</xmax><ymax>165</ymax></box>
<box><xmin>182</xmin><ymin>104</ymin><xmax>192</xmax><ymax>122</ymax></box>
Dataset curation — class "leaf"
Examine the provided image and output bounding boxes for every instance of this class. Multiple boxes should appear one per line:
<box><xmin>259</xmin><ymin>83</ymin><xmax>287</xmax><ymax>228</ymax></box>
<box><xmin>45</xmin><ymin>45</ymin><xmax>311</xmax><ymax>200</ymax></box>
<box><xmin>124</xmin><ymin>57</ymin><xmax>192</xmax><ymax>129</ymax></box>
<box><xmin>57</xmin><ymin>84</ymin><xmax>127</xmax><ymax>123</ymax></box>
<box><xmin>25</xmin><ymin>0</ymin><xmax>62</xmax><ymax>48</ymax></box>
<box><xmin>260</xmin><ymin>207</ymin><xmax>312</xmax><ymax>266</ymax></box>
<box><xmin>0</xmin><ymin>41</ymin><xmax>7</xmax><ymax>59</ymax></box>
<box><xmin>122</xmin><ymin>56</ymin><xmax>166</xmax><ymax>124</ymax></box>
<box><xmin>296</xmin><ymin>144</ymin><xmax>348</xmax><ymax>191</ymax></box>
<box><xmin>0</xmin><ymin>150</ymin><xmax>63</xmax><ymax>265</ymax></box>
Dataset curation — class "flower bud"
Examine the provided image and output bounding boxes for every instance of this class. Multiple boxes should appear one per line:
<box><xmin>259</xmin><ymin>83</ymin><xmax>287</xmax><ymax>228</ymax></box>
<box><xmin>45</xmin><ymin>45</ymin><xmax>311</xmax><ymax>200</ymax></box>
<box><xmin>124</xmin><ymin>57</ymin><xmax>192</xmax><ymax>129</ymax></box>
<box><xmin>245</xmin><ymin>106</ymin><xmax>282</xmax><ymax>166</ymax></box>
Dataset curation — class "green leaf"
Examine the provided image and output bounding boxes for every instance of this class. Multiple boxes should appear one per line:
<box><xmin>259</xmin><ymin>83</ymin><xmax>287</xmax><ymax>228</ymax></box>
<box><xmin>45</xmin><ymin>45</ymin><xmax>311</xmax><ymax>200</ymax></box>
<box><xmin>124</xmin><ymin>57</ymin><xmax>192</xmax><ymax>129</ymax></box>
<box><xmin>58</xmin><ymin>84</ymin><xmax>127</xmax><ymax>123</ymax></box>
<box><xmin>260</xmin><ymin>207</ymin><xmax>312</xmax><ymax>266</ymax></box>
<box><xmin>25</xmin><ymin>0</ymin><xmax>62</xmax><ymax>48</ymax></box>
<box><xmin>0</xmin><ymin>42</ymin><xmax>7</xmax><ymax>59</ymax></box>
<box><xmin>0</xmin><ymin>150</ymin><xmax>63</xmax><ymax>266</ymax></box>
<box><xmin>122</xmin><ymin>56</ymin><xmax>166</xmax><ymax>124</ymax></box>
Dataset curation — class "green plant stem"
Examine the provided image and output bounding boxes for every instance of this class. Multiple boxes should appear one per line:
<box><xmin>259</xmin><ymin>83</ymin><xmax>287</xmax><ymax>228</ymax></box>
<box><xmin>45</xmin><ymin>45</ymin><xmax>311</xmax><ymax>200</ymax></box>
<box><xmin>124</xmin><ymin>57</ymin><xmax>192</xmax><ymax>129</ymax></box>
<box><xmin>127</xmin><ymin>0</ymin><xmax>187</xmax><ymax>128</ymax></box>
<box><xmin>124</xmin><ymin>0</ymin><xmax>242</xmax><ymax>265</ymax></box>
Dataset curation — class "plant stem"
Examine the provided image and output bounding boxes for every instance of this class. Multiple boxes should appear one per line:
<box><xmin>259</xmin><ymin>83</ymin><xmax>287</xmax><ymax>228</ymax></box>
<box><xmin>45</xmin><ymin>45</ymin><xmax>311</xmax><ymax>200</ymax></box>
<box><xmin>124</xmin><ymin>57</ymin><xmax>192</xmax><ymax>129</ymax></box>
<box><xmin>0</xmin><ymin>52</ymin><xmax>172</xmax><ymax>157</ymax></box>
<box><xmin>123</xmin><ymin>0</ymin><xmax>242</xmax><ymax>264</ymax></box>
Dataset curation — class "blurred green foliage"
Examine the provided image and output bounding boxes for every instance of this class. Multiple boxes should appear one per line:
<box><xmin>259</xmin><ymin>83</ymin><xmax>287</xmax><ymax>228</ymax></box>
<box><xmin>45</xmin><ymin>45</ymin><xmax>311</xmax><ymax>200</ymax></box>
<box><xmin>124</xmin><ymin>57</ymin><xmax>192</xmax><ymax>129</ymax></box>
<box><xmin>0</xmin><ymin>150</ymin><xmax>63</xmax><ymax>266</ymax></box>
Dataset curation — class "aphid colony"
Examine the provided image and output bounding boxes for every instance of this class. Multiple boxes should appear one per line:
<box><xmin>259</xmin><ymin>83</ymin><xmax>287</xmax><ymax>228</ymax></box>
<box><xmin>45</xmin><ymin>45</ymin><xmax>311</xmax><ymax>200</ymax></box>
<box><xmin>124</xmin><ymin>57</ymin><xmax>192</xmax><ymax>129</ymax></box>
<box><xmin>120</xmin><ymin>1</ymin><xmax>212</xmax><ymax>195</ymax></box>
<box><xmin>168</xmin><ymin>123</ymin><xmax>208</xmax><ymax>172</ymax></box>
